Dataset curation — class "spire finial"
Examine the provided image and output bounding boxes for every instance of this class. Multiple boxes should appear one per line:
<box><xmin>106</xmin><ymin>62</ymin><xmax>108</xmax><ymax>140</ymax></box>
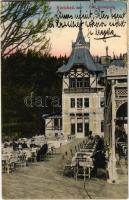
<box><xmin>106</xmin><ymin>46</ymin><xmax>108</xmax><ymax>57</ymax></box>
<box><xmin>79</xmin><ymin>3</ymin><xmax>82</xmax><ymax>30</ymax></box>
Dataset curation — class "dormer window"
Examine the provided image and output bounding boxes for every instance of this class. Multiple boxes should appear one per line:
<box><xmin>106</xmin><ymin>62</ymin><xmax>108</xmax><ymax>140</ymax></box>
<box><xmin>84</xmin><ymin>77</ymin><xmax>90</xmax><ymax>87</ymax></box>
<box><xmin>77</xmin><ymin>78</ymin><xmax>83</xmax><ymax>88</ymax></box>
<box><xmin>70</xmin><ymin>78</ymin><xmax>76</xmax><ymax>88</ymax></box>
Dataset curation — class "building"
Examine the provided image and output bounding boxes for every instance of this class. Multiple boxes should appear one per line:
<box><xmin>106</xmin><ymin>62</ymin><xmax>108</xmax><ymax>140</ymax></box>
<box><xmin>43</xmin><ymin>113</ymin><xmax>62</xmax><ymax>138</ymax></box>
<box><xmin>57</xmin><ymin>23</ymin><xmax>105</xmax><ymax>139</ymax></box>
<box><xmin>44</xmin><ymin>23</ymin><xmax>127</xmax><ymax>143</ymax></box>
<box><xmin>104</xmin><ymin>59</ymin><xmax>128</xmax><ymax>144</ymax></box>
<box><xmin>104</xmin><ymin>59</ymin><xmax>128</xmax><ymax>183</ymax></box>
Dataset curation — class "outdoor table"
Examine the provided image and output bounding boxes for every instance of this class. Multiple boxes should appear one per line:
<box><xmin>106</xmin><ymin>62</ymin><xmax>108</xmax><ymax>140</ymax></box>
<box><xmin>2</xmin><ymin>153</ymin><xmax>17</xmax><ymax>173</ymax></box>
<box><xmin>75</xmin><ymin>151</ymin><xmax>94</xmax><ymax>158</ymax></box>
<box><xmin>2</xmin><ymin>154</ymin><xmax>10</xmax><ymax>161</ymax></box>
<box><xmin>82</xmin><ymin>146</ymin><xmax>95</xmax><ymax>149</ymax></box>
<box><xmin>30</xmin><ymin>148</ymin><xmax>38</xmax><ymax>162</ymax></box>
<box><xmin>80</xmin><ymin>148</ymin><xmax>95</xmax><ymax>153</ymax></box>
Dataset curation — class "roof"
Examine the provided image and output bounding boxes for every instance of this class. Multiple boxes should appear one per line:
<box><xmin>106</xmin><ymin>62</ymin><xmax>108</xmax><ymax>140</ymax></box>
<box><xmin>42</xmin><ymin>112</ymin><xmax>62</xmax><ymax>119</ymax></box>
<box><xmin>110</xmin><ymin>59</ymin><xmax>124</xmax><ymax>67</ymax></box>
<box><xmin>75</xmin><ymin>25</ymin><xmax>87</xmax><ymax>45</ymax></box>
<box><xmin>57</xmin><ymin>24</ymin><xmax>104</xmax><ymax>73</ymax></box>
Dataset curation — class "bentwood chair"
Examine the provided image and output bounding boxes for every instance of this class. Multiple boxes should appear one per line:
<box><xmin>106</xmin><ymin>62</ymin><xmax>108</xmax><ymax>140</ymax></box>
<box><xmin>75</xmin><ymin>158</ymin><xmax>93</xmax><ymax>183</ymax></box>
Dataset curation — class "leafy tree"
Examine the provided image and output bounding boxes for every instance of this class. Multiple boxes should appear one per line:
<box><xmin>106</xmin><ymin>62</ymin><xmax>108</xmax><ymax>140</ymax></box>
<box><xmin>2</xmin><ymin>50</ymin><xmax>68</xmax><ymax>138</ymax></box>
<box><xmin>1</xmin><ymin>0</ymin><xmax>53</xmax><ymax>56</ymax></box>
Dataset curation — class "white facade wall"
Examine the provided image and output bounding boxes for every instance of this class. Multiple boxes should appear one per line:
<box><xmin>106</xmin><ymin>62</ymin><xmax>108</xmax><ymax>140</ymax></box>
<box><xmin>62</xmin><ymin>72</ymin><xmax>104</xmax><ymax>139</ymax></box>
<box><xmin>62</xmin><ymin>92</ymin><xmax>104</xmax><ymax>138</ymax></box>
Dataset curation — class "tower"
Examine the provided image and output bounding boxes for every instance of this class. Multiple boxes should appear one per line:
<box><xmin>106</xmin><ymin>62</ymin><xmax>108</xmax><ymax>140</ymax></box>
<box><xmin>57</xmin><ymin>22</ymin><xmax>105</xmax><ymax>139</ymax></box>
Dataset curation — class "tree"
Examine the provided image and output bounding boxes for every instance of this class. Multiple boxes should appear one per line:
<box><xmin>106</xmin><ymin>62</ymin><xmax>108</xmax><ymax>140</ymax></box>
<box><xmin>2</xmin><ymin>50</ymin><xmax>68</xmax><ymax>138</ymax></box>
<box><xmin>1</xmin><ymin>0</ymin><xmax>53</xmax><ymax>56</ymax></box>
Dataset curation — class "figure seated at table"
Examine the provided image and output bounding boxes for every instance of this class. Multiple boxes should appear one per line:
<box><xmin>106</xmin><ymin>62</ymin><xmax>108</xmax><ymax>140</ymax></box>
<box><xmin>22</xmin><ymin>141</ymin><xmax>28</xmax><ymax>149</ymax></box>
<box><xmin>36</xmin><ymin>143</ymin><xmax>48</xmax><ymax>161</ymax></box>
<box><xmin>91</xmin><ymin>150</ymin><xmax>108</xmax><ymax>178</ymax></box>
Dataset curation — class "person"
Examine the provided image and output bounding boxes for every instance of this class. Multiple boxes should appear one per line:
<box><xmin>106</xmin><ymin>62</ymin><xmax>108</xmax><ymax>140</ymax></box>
<box><xmin>4</xmin><ymin>140</ymin><xmax>9</xmax><ymax>148</ymax></box>
<box><xmin>71</xmin><ymin>155</ymin><xmax>76</xmax><ymax>167</ymax></box>
<box><xmin>116</xmin><ymin>132</ymin><xmax>127</xmax><ymax>162</ymax></box>
<box><xmin>55</xmin><ymin>133</ymin><xmax>58</xmax><ymax>139</ymax></box>
<box><xmin>12</xmin><ymin>140</ymin><xmax>18</xmax><ymax>151</ymax></box>
<box><xmin>122</xmin><ymin>129</ymin><xmax>127</xmax><ymax>142</ymax></box>
<box><xmin>36</xmin><ymin>142</ymin><xmax>48</xmax><ymax>162</ymax></box>
<box><xmin>87</xmin><ymin>136</ymin><xmax>94</xmax><ymax>145</ymax></box>
<box><xmin>30</xmin><ymin>139</ymin><xmax>37</xmax><ymax>148</ymax></box>
<box><xmin>95</xmin><ymin>136</ymin><xmax>105</xmax><ymax>151</ymax></box>
<box><xmin>91</xmin><ymin>150</ymin><xmax>107</xmax><ymax>178</ymax></box>
<box><xmin>22</xmin><ymin>141</ymin><xmax>28</xmax><ymax>149</ymax></box>
<box><xmin>18</xmin><ymin>140</ymin><xmax>22</xmax><ymax>150</ymax></box>
<box><xmin>88</xmin><ymin>130</ymin><xmax>92</xmax><ymax>139</ymax></box>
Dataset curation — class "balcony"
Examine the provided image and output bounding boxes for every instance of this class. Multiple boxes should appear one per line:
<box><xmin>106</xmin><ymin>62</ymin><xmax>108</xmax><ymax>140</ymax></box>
<box><xmin>107</xmin><ymin>66</ymin><xmax>127</xmax><ymax>77</ymax></box>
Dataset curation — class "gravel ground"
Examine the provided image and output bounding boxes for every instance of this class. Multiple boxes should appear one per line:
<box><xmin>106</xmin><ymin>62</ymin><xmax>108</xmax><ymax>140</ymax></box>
<box><xmin>2</xmin><ymin>141</ymin><xmax>128</xmax><ymax>199</ymax></box>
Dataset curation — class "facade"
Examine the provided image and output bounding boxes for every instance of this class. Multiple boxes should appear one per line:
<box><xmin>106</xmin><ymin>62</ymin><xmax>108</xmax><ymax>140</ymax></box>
<box><xmin>43</xmin><ymin>114</ymin><xmax>62</xmax><ymax>138</ymax></box>
<box><xmin>57</xmin><ymin>24</ymin><xmax>105</xmax><ymax>139</ymax></box>
<box><xmin>44</xmin><ymin>25</ymin><xmax>127</xmax><ymax>143</ymax></box>
<box><xmin>104</xmin><ymin>59</ymin><xmax>128</xmax><ymax>145</ymax></box>
<box><xmin>104</xmin><ymin>59</ymin><xmax>127</xmax><ymax>183</ymax></box>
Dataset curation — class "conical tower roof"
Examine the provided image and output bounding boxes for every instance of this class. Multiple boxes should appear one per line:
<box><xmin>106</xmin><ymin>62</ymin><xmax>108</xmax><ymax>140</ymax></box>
<box><xmin>75</xmin><ymin>22</ymin><xmax>86</xmax><ymax>45</ymax></box>
<box><xmin>57</xmin><ymin>14</ymin><xmax>103</xmax><ymax>73</ymax></box>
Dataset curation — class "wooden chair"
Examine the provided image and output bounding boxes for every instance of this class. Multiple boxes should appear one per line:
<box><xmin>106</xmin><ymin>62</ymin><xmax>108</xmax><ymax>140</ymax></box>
<box><xmin>2</xmin><ymin>160</ymin><xmax>15</xmax><ymax>174</ymax></box>
<box><xmin>75</xmin><ymin>159</ymin><xmax>93</xmax><ymax>183</ymax></box>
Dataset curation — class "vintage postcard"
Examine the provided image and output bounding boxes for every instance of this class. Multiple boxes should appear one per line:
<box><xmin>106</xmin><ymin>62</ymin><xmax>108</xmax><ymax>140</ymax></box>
<box><xmin>1</xmin><ymin>0</ymin><xmax>128</xmax><ymax>199</ymax></box>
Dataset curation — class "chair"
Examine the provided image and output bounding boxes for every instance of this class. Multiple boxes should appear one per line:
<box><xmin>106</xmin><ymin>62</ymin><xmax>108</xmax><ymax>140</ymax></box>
<box><xmin>75</xmin><ymin>158</ymin><xmax>93</xmax><ymax>183</ymax></box>
<box><xmin>2</xmin><ymin>160</ymin><xmax>14</xmax><ymax>174</ymax></box>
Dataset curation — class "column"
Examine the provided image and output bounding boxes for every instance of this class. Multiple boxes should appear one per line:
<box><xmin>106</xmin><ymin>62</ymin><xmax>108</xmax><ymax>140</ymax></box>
<box><xmin>83</xmin><ymin>116</ymin><xmax>85</xmax><ymax>138</ymax></box>
<box><xmin>75</xmin><ymin>116</ymin><xmax>77</xmax><ymax>137</ymax></box>
<box><xmin>107</xmin><ymin>81</ymin><xmax>117</xmax><ymax>183</ymax></box>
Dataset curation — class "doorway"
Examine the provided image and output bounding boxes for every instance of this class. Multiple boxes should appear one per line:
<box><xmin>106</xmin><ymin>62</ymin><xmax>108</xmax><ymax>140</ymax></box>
<box><xmin>84</xmin><ymin>123</ymin><xmax>89</xmax><ymax>136</ymax></box>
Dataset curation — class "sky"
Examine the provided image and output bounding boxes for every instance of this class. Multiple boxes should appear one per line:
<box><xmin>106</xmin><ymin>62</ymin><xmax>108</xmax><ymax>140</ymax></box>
<box><xmin>47</xmin><ymin>1</ymin><xmax>127</xmax><ymax>57</ymax></box>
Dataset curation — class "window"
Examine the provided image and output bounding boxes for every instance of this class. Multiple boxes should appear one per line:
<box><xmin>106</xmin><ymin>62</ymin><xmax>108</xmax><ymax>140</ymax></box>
<box><xmin>77</xmin><ymin>123</ymin><xmax>83</xmax><ymax>132</ymax></box>
<box><xmin>84</xmin><ymin>77</ymin><xmax>90</xmax><ymax>87</ymax></box>
<box><xmin>77</xmin><ymin>98</ymin><xmax>83</xmax><ymax>108</ymax></box>
<box><xmin>54</xmin><ymin>118</ymin><xmax>59</xmax><ymax>129</ymax></box>
<box><xmin>71</xmin><ymin>123</ymin><xmax>75</xmax><ymax>135</ymax></box>
<box><xmin>77</xmin><ymin>78</ymin><xmax>83</xmax><ymax>88</ymax></box>
<box><xmin>100</xmin><ymin>97</ymin><xmax>104</xmax><ymax>107</ymax></box>
<box><xmin>70</xmin><ymin>77</ymin><xmax>90</xmax><ymax>88</ymax></box>
<box><xmin>71</xmin><ymin>98</ymin><xmax>75</xmax><ymax>108</ymax></box>
<box><xmin>76</xmin><ymin>113</ymin><xmax>83</xmax><ymax>116</ymax></box>
<box><xmin>70</xmin><ymin>78</ymin><xmax>76</xmax><ymax>88</ymax></box>
<box><xmin>118</xmin><ymin>79</ymin><xmax>127</xmax><ymax>83</ymax></box>
<box><xmin>70</xmin><ymin>113</ymin><xmax>75</xmax><ymax>116</ymax></box>
<box><xmin>84</xmin><ymin>98</ymin><xmax>89</xmax><ymax>107</ymax></box>
<box><xmin>101</xmin><ymin>121</ymin><xmax>104</xmax><ymax>132</ymax></box>
<box><xmin>84</xmin><ymin>113</ymin><xmax>89</xmax><ymax>116</ymax></box>
<box><xmin>77</xmin><ymin>118</ymin><xmax>83</xmax><ymax>132</ymax></box>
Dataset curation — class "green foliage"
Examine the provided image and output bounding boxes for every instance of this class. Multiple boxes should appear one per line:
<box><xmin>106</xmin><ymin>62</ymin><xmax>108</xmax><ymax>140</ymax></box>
<box><xmin>1</xmin><ymin>0</ymin><xmax>53</xmax><ymax>56</ymax></box>
<box><xmin>2</xmin><ymin>50</ymin><xmax>68</xmax><ymax>139</ymax></box>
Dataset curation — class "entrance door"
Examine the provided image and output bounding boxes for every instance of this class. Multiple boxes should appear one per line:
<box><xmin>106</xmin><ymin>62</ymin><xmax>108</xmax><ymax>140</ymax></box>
<box><xmin>85</xmin><ymin>123</ymin><xmax>89</xmax><ymax>136</ymax></box>
<box><xmin>71</xmin><ymin>123</ymin><xmax>75</xmax><ymax>135</ymax></box>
